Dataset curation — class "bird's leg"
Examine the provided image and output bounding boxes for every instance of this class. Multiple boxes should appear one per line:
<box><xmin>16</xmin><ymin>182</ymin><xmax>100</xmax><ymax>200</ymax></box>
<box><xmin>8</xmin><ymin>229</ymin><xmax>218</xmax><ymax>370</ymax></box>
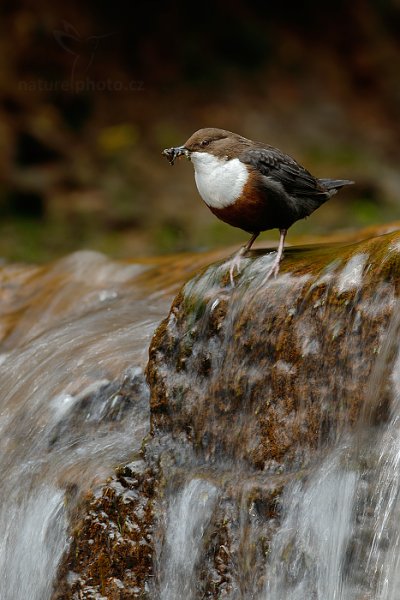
<box><xmin>262</xmin><ymin>228</ymin><xmax>287</xmax><ymax>283</ymax></box>
<box><xmin>273</xmin><ymin>228</ymin><xmax>287</xmax><ymax>276</ymax></box>
<box><xmin>229</xmin><ymin>232</ymin><xmax>259</xmax><ymax>286</ymax></box>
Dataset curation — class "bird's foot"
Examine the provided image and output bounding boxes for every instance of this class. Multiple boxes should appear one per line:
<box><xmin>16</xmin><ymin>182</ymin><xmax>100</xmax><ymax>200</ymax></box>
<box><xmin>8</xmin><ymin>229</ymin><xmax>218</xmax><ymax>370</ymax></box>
<box><xmin>261</xmin><ymin>229</ymin><xmax>287</xmax><ymax>285</ymax></box>
<box><xmin>227</xmin><ymin>232</ymin><xmax>260</xmax><ymax>287</ymax></box>
<box><xmin>228</xmin><ymin>249</ymin><xmax>246</xmax><ymax>287</ymax></box>
<box><xmin>261</xmin><ymin>252</ymin><xmax>283</xmax><ymax>284</ymax></box>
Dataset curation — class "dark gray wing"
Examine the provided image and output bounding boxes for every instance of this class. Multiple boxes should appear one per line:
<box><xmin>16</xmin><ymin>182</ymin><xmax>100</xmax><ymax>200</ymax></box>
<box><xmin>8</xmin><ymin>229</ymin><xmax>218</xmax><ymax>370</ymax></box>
<box><xmin>239</xmin><ymin>146</ymin><xmax>327</xmax><ymax>199</ymax></box>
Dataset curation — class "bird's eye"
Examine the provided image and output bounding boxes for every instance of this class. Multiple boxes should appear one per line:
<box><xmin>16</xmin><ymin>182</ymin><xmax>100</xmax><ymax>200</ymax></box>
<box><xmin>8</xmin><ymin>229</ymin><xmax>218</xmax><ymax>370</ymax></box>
<box><xmin>200</xmin><ymin>139</ymin><xmax>210</xmax><ymax>147</ymax></box>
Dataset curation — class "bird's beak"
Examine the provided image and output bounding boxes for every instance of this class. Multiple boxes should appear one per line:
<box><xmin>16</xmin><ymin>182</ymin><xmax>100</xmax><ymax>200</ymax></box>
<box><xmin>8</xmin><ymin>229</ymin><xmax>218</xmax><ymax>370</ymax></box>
<box><xmin>162</xmin><ymin>145</ymin><xmax>190</xmax><ymax>166</ymax></box>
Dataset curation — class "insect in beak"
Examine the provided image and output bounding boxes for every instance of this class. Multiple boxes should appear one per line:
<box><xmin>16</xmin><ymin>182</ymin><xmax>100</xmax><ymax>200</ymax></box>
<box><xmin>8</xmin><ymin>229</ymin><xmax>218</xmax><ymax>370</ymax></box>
<box><xmin>162</xmin><ymin>146</ymin><xmax>190</xmax><ymax>166</ymax></box>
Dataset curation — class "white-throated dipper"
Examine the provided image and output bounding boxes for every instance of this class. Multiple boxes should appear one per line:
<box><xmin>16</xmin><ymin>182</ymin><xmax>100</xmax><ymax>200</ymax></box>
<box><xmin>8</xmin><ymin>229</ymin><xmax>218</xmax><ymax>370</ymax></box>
<box><xmin>163</xmin><ymin>128</ymin><xmax>354</xmax><ymax>285</ymax></box>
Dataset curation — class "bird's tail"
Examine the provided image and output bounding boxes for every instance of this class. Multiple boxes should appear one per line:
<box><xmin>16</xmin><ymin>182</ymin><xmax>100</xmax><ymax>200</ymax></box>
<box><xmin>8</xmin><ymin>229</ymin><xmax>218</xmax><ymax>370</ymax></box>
<box><xmin>319</xmin><ymin>178</ymin><xmax>354</xmax><ymax>193</ymax></box>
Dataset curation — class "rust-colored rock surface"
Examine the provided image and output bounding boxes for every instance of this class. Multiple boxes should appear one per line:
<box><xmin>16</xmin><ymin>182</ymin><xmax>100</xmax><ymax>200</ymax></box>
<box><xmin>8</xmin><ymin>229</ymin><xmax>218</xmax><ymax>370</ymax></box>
<box><xmin>53</xmin><ymin>459</ymin><xmax>155</xmax><ymax>600</ymax></box>
<box><xmin>148</xmin><ymin>228</ymin><xmax>400</xmax><ymax>470</ymax></box>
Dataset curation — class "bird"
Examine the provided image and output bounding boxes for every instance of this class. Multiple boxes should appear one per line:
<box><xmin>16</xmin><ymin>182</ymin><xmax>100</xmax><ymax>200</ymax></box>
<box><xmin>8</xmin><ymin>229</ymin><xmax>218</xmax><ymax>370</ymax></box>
<box><xmin>162</xmin><ymin>128</ymin><xmax>354</xmax><ymax>286</ymax></box>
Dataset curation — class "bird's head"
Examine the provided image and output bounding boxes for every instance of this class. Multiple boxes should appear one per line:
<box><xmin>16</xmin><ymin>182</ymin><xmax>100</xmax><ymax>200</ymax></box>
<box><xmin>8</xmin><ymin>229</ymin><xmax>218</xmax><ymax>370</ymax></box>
<box><xmin>162</xmin><ymin>128</ymin><xmax>248</xmax><ymax>165</ymax></box>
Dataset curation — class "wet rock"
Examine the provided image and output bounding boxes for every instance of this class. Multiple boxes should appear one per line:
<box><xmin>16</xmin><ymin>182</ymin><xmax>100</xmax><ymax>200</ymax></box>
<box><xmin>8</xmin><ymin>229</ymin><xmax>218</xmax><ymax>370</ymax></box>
<box><xmin>53</xmin><ymin>460</ymin><xmax>156</xmax><ymax>600</ymax></box>
<box><xmin>48</xmin><ymin>369</ymin><xmax>149</xmax><ymax>451</ymax></box>
<box><xmin>144</xmin><ymin>226</ymin><xmax>400</xmax><ymax>596</ymax></box>
<box><xmin>147</xmin><ymin>228</ymin><xmax>400</xmax><ymax>471</ymax></box>
<box><xmin>55</xmin><ymin>225</ymin><xmax>400</xmax><ymax>598</ymax></box>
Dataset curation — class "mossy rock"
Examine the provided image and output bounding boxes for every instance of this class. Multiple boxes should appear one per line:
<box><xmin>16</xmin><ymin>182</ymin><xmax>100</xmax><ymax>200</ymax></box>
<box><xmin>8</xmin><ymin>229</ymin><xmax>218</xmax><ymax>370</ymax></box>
<box><xmin>56</xmin><ymin>224</ymin><xmax>400</xmax><ymax>598</ymax></box>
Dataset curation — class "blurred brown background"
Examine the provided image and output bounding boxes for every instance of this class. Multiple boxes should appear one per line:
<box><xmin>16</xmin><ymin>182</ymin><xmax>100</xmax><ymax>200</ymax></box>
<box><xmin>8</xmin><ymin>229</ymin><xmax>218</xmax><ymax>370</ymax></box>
<box><xmin>1</xmin><ymin>0</ymin><xmax>400</xmax><ymax>262</ymax></box>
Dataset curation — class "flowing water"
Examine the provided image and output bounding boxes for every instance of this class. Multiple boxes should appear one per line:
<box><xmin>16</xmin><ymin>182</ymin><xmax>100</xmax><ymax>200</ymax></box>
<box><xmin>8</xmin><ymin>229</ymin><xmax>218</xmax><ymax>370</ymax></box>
<box><xmin>2</xmin><ymin>242</ymin><xmax>400</xmax><ymax>599</ymax></box>
<box><xmin>159</xmin><ymin>478</ymin><xmax>219</xmax><ymax>600</ymax></box>
<box><xmin>0</xmin><ymin>250</ymin><xmax>182</xmax><ymax>600</ymax></box>
<box><xmin>264</xmin><ymin>447</ymin><xmax>358</xmax><ymax>600</ymax></box>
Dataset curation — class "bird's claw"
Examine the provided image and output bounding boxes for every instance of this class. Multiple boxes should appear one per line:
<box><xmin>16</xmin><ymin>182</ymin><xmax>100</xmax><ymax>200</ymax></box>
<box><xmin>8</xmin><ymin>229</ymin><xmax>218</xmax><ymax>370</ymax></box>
<box><xmin>261</xmin><ymin>253</ymin><xmax>282</xmax><ymax>284</ymax></box>
<box><xmin>229</xmin><ymin>254</ymin><xmax>243</xmax><ymax>287</ymax></box>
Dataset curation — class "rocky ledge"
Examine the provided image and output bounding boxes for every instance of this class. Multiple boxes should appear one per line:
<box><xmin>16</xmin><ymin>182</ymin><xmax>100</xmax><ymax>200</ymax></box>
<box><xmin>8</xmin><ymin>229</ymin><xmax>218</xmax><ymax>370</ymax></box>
<box><xmin>54</xmin><ymin>224</ymin><xmax>400</xmax><ymax>598</ymax></box>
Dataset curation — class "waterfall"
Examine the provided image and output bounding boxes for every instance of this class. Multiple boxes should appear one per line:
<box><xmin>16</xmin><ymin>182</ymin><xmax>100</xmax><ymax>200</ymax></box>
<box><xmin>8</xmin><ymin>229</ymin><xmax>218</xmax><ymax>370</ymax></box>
<box><xmin>0</xmin><ymin>251</ymin><xmax>170</xmax><ymax>600</ymax></box>
<box><xmin>264</xmin><ymin>449</ymin><xmax>358</xmax><ymax>600</ymax></box>
<box><xmin>159</xmin><ymin>478</ymin><xmax>219</xmax><ymax>599</ymax></box>
<box><xmin>2</xmin><ymin>232</ymin><xmax>400</xmax><ymax>600</ymax></box>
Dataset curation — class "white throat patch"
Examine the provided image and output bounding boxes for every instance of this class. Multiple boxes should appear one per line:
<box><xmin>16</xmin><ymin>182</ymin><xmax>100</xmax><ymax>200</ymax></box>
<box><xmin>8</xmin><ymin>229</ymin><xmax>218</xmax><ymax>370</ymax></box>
<box><xmin>190</xmin><ymin>152</ymin><xmax>249</xmax><ymax>209</ymax></box>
